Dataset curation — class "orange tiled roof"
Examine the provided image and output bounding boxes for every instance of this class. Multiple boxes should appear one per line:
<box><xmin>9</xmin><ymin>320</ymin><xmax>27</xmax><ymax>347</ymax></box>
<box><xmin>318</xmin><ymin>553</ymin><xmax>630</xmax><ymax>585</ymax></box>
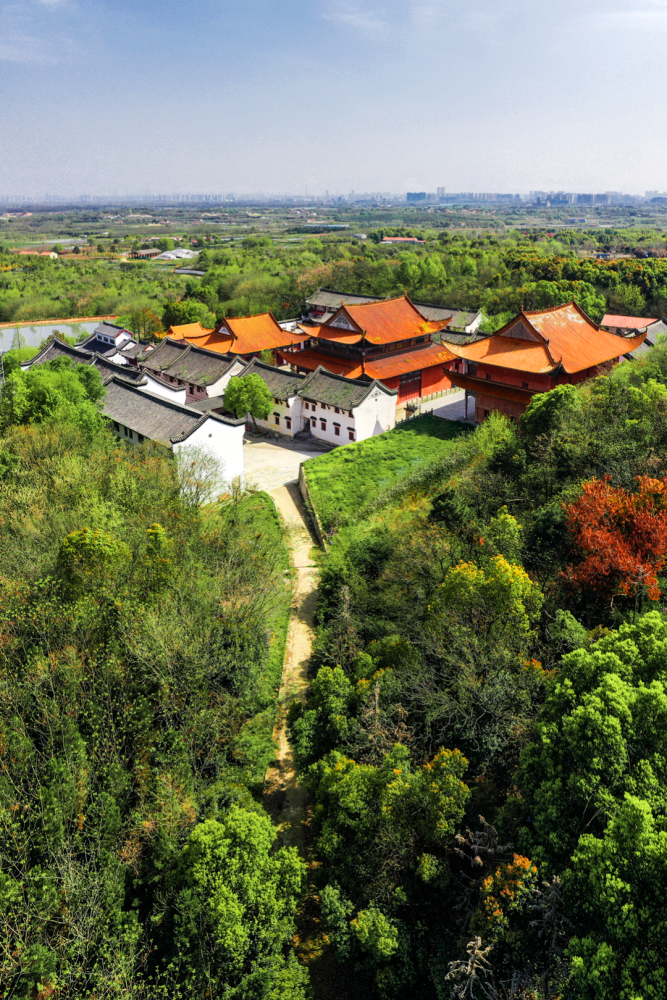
<box><xmin>445</xmin><ymin>303</ymin><xmax>646</xmax><ymax>375</ymax></box>
<box><xmin>364</xmin><ymin>342</ymin><xmax>456</xmax><ymax>379</ymax></box>
<box><xmin>278</xmin><ymin>341</ymin><xmax>456</xmax><ymax>380</ymax></box>
<box><xmin>601</xmin><ymin>314</ymin><xmax>659</xmax><ymax>331</ymax></box>
<box><xmin>277</xmin><ymin>348</ymin><xmax>362</xmax><ymax>378</ymax></box>
<box><xmin>216</xmin><ymin>312</ymin><xmax>310</xmax><ymax>353</ymax></box>
<box><xmin>166</xmin><ymin>322</ymin><xmax>214</xmax><ymax>340</ymax></box>
<box><xmin>318</xmin><ymin>295</ymin><xmax>447</xmax><ymax>346</ymax></box>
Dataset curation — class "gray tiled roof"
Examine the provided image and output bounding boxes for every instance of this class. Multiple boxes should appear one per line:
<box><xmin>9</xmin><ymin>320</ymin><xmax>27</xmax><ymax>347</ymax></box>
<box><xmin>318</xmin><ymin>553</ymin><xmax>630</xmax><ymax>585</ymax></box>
<box><xmin>413</xmin><ymin>303</ymin><xmax>480</xmax><ymax>329</ymax></box>
<box><xmin>299</xmin><ymin>366</ymin><xmax>397</xmax><ymax>409</ymax></box>
<box><xmin>138</xmin><ymin>338</ymin><xmax>236</xmax><ymax>387</ymax></box>
<box><xmin>93</xmin><ymin>321</ymin><xmax>126</xmax><ymax>338</ymax></box>
<box><xmin>76</xmin><ymin>334</ymin><xmax>122</xmax><ymax>357</ymax></box>
<box><xmin>118</xmin><ymin>342</ymin><xmax>144</xmax><ymax>360</ymax></box>
<box><xmin>103</xmin><ymin>377</ymin><xmax>244</xmax><ymax>447</ymax></box>
<box><xmin>236</xmin><ymin>358</ymin><xmax>305</xmax><ymax>400</ymax></box>
<box><xmin>165</xmin><ymin>346</ymin><xmax>237</xmax><ymax>386</ymax></box>
<box><xmin>137</xmin><ymin>338</ymin><xmax>189</xmax><ymax>370</ymax></box>
<box><xmin>24</xmin><ymin>337</ymin><xmax>93</xmax><ymax>367</ymax></box>
<box><xmin>188</xmin><ymin>396</ymin><xmax>228</xmax><ymax>413</ymax></box>
<box><xmin>307</xmin><ymin>289</ymin><xmax>379</xmax><ymax>309</ymax></box>
<box><xmin>438</xmin><ymin>330</ymin><xmax>489</xmax><ymax>346</ymax></box>
<box><xmin>89</xmin><ymin>353</ymin><xmax>146</xmax><ymax>384</ymax></box>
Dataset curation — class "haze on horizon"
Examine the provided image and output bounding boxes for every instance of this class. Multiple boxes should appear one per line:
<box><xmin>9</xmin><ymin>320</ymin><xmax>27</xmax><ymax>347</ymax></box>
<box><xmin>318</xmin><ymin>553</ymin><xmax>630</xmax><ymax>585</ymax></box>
<box><xmin>1</xmin><ymin>0</ymin><xmax>666</xmax><ymax>199</ymax></box>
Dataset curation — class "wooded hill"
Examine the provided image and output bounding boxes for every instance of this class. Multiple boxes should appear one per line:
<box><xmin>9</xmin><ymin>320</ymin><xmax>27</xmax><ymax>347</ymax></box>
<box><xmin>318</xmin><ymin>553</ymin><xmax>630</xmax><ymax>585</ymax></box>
<box><xmin>0</xmin><ymin>384</ymin><xmax>307</xmax><ymax>999</ymax></box>
<box><xmin>291</xmin><ymin>339</ymin><xmax>667</xmax><ymax>1000</ymax></box>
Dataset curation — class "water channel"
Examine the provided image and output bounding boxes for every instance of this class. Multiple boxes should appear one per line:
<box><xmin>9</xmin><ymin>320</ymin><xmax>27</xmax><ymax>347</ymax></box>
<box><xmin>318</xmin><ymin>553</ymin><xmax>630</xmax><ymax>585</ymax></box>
<box><xmin>0</xmin><ymin>321</ymin><xmax>100</xmax><ymax>352</ymax></box>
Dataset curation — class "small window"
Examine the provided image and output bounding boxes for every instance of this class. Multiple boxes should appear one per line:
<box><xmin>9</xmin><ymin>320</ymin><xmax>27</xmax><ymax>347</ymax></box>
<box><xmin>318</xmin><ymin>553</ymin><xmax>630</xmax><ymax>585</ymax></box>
<box><xmin>334</xmin><ymin>407</ymin><xmax>340</xmax><ymax>413</ymax></box>
<box><xmin>311</xmin><ymin>418</ymin><xmax>316</xmax><ymax>428</ymax></box>
<box><xmin>522</xmin><ymin>381</ymin><xmax>529</xmax><ymax>388</ymax></box>
<box><xmin>138</xmin><ymin>433</ymin><xmax>144</xmax><ymax>443</ymax></box>
<box><xmin>348</xmin><ymin>429</ymin><xmax>355</xmax><ymax>441</ymax></box>
<box><xmin>274</xmin><ymin>414</ymin><xmax>280</xmax><ymax>425</ymax></box>
<box><xmin>113</xmin><ymin>420</ymin><xmax>119</xmax><ymax>431</ymax></box>
<box><xmin>304</xmin><ymin>402</ymin><xmax>309</xmax><ymax>410</ymax></box>
<box><xmin>334</xmin><ymin>426</ymin><xmax>340</xmax><ymax>436</ymax></box>
<box><xmin>484</xmin><ymin>409</ymin><xmax>490</xmax><ymax>418</ymax></box>
<box><xmin>285</xmin><ymin>417</ymin><xmax>291</xmax><ymax>429</ymax></box>
<box><xmin>485</xmin><ymin>373</ymin><xmax>491</xmax><ymax>380</ymax></box>
<box><xmin>320</xmin><ymin>419</ymin><xmax>326</xmax><ymax>430</ymax></box>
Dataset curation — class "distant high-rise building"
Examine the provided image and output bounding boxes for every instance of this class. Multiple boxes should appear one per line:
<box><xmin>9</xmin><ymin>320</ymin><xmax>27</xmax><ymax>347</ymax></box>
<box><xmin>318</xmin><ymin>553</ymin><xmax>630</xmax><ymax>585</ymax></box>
<box><xmin>407</xmin><ymin>192</ymin><xmax>427</xmax><ymax>202</ymax></box>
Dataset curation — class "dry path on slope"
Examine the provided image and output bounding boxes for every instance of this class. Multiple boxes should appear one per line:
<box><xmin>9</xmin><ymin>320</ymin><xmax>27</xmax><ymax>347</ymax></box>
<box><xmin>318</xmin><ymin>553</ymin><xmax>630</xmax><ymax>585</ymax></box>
<box><xmin>264</xmin><ymin>481</ymin><xmax>318</xmax><ymax>851</ymax></box>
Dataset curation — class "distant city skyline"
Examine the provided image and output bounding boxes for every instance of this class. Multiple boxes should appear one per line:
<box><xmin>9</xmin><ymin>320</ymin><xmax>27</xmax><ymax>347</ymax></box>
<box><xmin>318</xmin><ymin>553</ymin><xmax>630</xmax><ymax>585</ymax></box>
<box><xmin>2</xmin><ymin>0</ymin><xmax>667</xmax><ymax>198</ymax></box>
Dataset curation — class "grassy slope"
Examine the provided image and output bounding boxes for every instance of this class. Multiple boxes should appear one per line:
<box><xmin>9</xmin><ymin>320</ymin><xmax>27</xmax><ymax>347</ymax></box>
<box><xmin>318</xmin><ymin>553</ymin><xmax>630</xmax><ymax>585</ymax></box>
<box><xmin>303</xmin><ymin>415</ymin><xmax>471</xmax><ymax>531</ymax></box>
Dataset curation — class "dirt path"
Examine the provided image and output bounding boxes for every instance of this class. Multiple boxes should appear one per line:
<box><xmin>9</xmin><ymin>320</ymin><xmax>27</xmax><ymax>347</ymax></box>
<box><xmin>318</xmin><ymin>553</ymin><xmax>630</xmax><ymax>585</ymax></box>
<box><xmin>264</xmin><ymin>481</ymin><xmax>319</xmax><ymax>852</ymax></box>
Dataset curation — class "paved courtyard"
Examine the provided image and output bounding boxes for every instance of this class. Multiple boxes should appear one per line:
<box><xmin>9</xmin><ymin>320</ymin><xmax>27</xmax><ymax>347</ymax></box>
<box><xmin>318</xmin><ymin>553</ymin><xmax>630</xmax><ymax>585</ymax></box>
<box><xmin>243</xmin><ymin>436</ymin><xmax>329</xmax><ymax>492</ymax></box>
<box><xmin>426</xmin><ymin>390</ymin><xmax>476</xmax><ymax>424</ymax></box>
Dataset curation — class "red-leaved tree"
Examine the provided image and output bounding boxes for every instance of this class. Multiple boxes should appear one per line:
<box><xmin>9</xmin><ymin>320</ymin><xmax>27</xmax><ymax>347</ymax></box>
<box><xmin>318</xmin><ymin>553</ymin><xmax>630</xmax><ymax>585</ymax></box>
<box><xmin>563</xmin><ymin>474</ymin><xmax>667</xmax><ymax>604</ymax></box>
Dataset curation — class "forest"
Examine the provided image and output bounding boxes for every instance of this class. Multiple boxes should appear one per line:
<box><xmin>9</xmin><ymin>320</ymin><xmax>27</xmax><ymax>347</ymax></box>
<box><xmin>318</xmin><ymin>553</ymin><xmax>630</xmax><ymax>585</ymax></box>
<box><xmin>0</xmin><ymin>362</ymin><xmax>305</xmax><ymax>999</ymax></box>
<box><xmin>291</xmin><ymin>340</ymin><xmax>667</xmax><ymax>999</ymax></box>
<box><xmin>3</xmin><ymin>223</ymin><xmax>667</xmax><ymax>1000</ymax></box>
<box><xmin>2</xmin><ymin>224</ymin><xmax>667</xmax><ymax>332</ymax></box>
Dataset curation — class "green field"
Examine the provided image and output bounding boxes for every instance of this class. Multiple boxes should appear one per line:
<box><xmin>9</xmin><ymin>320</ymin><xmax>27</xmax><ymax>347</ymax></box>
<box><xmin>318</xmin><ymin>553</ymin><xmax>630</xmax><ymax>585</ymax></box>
<box><xmin>303</xmin><ymin>414</ymin><xmax>471</xmax><ymax>531</ymax></box>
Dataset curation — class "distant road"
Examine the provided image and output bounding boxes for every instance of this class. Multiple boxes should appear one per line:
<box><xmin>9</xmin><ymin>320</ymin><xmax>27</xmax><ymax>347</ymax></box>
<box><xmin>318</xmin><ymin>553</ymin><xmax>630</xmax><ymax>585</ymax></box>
<box><xmin>0</xmin><ymin>314</ymin><xmax>118</xmax><ymax>330</ymax></box>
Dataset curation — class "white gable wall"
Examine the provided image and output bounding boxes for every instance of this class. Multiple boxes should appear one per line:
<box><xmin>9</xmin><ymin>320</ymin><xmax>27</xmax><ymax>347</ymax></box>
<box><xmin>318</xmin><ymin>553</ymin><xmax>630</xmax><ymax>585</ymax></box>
<box><xmin>140</xmin><ymin>375</ymin><xmax>188</xmax><ymax>404</ymax></box>
<box><xmin>206</xmin><ymin>359</ymin><xmax>245</xmax><ymax>397</ymax></box>
<box><xmin>172</xmin><ymin>418</ymin><xmax>245</xmax><ymax>490</ymax></box>
<box><xmin>354</xmin><ymin>387</ymin><xmax>397</xmax><ymax>440</ymax></box>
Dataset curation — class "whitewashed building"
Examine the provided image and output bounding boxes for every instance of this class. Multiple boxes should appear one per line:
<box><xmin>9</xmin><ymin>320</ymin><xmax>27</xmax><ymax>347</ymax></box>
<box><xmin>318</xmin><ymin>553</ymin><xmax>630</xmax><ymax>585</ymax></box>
<box><xmin>103</xmin><ymin>376</ymin><xmax>245</xmax><ymax>486</ymax></box>
<box><xmin>299</xmin><ymin>366</ymin><xmax>397</xmax><ymax>444</ymax></box>
<box><xmin>131</xmin><ymin>338</ymin><xmax>245</xmax><ymax>403</ymax></box>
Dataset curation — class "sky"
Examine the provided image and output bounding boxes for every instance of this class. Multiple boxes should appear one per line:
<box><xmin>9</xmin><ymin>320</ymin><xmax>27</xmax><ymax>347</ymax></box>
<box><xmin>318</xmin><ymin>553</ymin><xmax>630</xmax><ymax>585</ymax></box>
<box><xmin>1</xmin><ymin>0</ymin><xmax>667</xmax><ymax>197</ymax></box>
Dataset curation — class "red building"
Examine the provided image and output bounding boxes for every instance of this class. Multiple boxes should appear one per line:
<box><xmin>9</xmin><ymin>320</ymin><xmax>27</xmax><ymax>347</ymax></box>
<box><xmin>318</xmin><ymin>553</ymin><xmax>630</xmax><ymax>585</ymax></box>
<box><xmin>445</xmin><ymin>302</ymin><xmax>646</xmax><ymax>423</ymax></box>
<box><xmin>279</xmin><ymin>295</ymin><xmax>457</xmax><ymax>405</ymax></box>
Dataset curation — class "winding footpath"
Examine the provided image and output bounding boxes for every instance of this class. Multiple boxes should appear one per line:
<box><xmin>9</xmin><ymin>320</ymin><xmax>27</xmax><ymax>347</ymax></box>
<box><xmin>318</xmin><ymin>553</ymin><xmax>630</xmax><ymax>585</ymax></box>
<box><xmin>264</xmin><ymin>481</ymin><xmax>319</xmax><ymax>852</ymax></box>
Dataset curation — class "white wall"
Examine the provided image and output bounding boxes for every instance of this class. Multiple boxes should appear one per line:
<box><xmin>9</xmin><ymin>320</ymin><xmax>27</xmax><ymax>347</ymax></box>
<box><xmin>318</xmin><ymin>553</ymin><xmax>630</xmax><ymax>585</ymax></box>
<box><xmin>206</xmin><ymin>359</ymin><xmax>245</xmax><ymax>398</ymax></box>
<box><xmin>354</xmin><ymin>386</ymin><xmax>396</xmax><ymax>440</ymax></box>
<box><xmin>251</xmin><ymin>394</ymin><xmax>303</xmax><ymax>437</ymax></box>
<box><xmin>304</xmin><ymin>388</ymin><xmax>395</xmax><ymax>445</ymax></box>
<box><xmin>140</xmin><ymin>374</ymin><xmax>188</xmax><ymax>404</ymax></box>
<box><xmin>173</xmin><ymin>418</ymin><xmax>245</xmax><ymax>489</ymax></box>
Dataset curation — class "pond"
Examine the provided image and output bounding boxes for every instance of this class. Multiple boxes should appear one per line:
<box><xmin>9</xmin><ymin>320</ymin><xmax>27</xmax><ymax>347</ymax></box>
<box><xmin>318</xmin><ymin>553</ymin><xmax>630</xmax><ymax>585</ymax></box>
<box><xmin>0</xmin><ymin>322</ymin><xmax>100</xmax><ymax>352</ymax></box>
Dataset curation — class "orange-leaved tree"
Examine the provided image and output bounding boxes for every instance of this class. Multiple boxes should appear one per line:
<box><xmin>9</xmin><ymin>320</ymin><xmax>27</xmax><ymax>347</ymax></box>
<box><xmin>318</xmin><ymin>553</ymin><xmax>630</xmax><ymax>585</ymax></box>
<box><xmin>563</xmin><ymin>474</ymin><xmax>667</xmax><ymax>606</ymax></box>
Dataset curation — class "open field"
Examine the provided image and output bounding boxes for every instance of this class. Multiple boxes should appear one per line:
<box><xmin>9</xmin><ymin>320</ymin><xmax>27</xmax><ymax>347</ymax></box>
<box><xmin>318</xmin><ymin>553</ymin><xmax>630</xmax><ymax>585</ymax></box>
<box><xmin>302</xmin><ymin>414</ymin><xmax>471</xmax><ymax>531</ymax></box>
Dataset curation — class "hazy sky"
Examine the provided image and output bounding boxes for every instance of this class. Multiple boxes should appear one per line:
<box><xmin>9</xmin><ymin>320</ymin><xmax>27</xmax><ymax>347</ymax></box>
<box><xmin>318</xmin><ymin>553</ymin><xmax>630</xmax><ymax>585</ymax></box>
<box><xmin>1</xmin><ymin>0</ymin><xmax>667</xmax><ymax>197</ymax></box>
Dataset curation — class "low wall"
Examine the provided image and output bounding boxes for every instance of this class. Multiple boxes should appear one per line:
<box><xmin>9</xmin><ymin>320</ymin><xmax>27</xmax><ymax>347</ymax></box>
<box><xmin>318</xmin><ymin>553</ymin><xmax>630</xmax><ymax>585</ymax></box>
<box><xmin>298</xmin><ymin>463</ymin><xmax>328</xmax><ymax>551</ymax></box>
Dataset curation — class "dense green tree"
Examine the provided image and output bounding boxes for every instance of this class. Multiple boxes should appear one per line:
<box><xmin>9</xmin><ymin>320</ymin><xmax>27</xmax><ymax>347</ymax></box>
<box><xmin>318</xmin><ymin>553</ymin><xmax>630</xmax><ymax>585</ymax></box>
<box><xmin>223</xmin><ymin>373</ymin><xmax>272</xmax><ymax>431</ymax></box>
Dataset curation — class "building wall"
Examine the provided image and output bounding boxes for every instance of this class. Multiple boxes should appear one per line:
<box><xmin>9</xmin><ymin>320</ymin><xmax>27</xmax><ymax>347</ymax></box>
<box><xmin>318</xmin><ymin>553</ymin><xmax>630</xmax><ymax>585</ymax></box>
<box><xmin>250</xmin><ymin>394</ymin><xmax>303</xmax><ymax>437</ymax></box>
<box><xmin>172</xmin><ymin>419</ymin><xmax>245</xmax><ymax>489</ymax></box>
<box><xmin>205</xmin><ymin>360</ymin><xmax>245</xmax><ymax>398</ymax></box>
<box><xmin>422</xmin><ymin>363</ymin><xmax>454</xmax><ymax>395</ymax></box>
<box><xmin>474</xmin><ymin>391</ymin><xmax>528</xmax><ymax>423</ymax></box>
<box><xmin>354</xmin><ymin>388</ymin><xmax>396</xmax><ymax>440</ymax></box>
<box><xmin>303</xmin><ymin>390</ymin><xmax>395</xmax><ymax>445</ymax></box>
<box><xmin>141</xmin><ymin>375</ymin><xmax>188</xmax><ymax>404</ymax></box>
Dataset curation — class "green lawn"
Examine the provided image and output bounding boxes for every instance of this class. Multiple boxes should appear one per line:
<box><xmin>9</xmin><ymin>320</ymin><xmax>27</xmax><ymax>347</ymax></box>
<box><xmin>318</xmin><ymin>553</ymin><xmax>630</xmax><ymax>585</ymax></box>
<box><xmin>303</xmin><ymin>415</ymin><xmax>471</xmax><ymax>531</ymax></box>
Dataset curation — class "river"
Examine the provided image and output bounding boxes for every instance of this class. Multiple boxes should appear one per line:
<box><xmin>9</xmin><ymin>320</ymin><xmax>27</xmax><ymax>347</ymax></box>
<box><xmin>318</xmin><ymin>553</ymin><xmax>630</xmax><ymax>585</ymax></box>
<box><xmin>0</xmin><ymin>321</ymin><xmax>101</xmax><ymax>352</ymax></box>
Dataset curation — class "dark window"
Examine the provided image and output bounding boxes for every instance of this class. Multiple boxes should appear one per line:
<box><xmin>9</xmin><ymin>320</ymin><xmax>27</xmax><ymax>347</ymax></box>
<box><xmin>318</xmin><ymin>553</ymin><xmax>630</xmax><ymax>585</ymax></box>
<box><xmin>467</xmin><ymin>361</ymin><xmax>478</xmax><ymax>377</ymax></box>
<box><xmin>522</xmin><ymin>381</ymin><xmax>529</xmax><ymax>388</ymax></box>
<box><xmin>484</xmin><ymin>409</ymin><xmax>490</xmax><ymax>418</ymax></box>
<box><xmin>112</xmin><ymin>421</ymin><xmax>119</xmax><ymax>431</ymax></box>
<box><xmin>348</xmin><ymin>429</ymin><xmax>355</xmax><ymax>441</ymax></box>
<box><xmin>485</xmin><ymin>373</ymin><xmax>491</xmax><ymax>380</ymax></box>
<box><xmin>138</xmin><ymin>434</ymin><xmax>144</xmax><ymax>443</ymax></box>
<box><xmin>274</xmin><ymin>414</ymin><xmax>280</xmax><ymax>425</ymax></box>
<box><xmin>334</xmin><ymin>426</ymin><xmax>340</xmax><ymax>436</ymax></box>
<box><xmin>311</xmin><ymin>418</ymin><xmax>316</xmax><ymax>428</ymax></box>
<box><xmin>334</xmin><ymin>407</ymin><xmax>340</xmax><ymax>413</ymax></box>
<box><xmin>320</xmin><ymin>419</ymin><xmax>326</xmax><ymax>430</ymax></box>
<box><xmin>285</xmin><ymin>418</ymin><xmax>291</xmax><ymax>429</ymax></box>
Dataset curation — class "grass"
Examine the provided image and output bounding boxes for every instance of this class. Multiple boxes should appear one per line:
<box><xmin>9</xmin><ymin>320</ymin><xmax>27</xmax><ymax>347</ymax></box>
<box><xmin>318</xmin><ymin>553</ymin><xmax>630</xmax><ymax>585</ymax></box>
<box><xmin>302</xmin><ymin>414</ymin><xmax>472</xmax><ymax>532</ymax></box>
